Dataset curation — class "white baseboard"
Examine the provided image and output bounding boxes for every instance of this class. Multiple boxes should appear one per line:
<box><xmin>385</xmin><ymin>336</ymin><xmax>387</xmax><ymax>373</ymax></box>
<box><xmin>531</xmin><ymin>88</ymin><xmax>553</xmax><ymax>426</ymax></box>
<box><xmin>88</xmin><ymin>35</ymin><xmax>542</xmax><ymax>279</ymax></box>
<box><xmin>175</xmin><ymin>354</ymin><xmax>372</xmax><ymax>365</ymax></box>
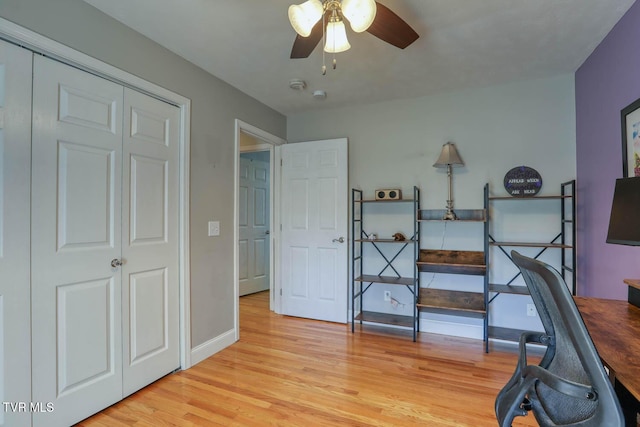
<box><xmin>419</xmin><ymin>318</ymin><xmax>483</xmax><ymax>340</ymax></box>
<box><xmin>190</xmin><ymin>329</ymin><xmax>236</xmax><ymax>367</ymax></box>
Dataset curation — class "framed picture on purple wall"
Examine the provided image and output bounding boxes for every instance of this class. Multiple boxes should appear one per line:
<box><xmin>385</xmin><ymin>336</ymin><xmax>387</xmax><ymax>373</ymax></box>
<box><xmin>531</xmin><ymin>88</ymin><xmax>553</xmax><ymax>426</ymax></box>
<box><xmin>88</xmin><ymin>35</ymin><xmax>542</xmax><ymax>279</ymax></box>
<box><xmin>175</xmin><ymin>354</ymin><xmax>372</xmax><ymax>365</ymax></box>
<box><xmin>622</xmin><ymin>97</ymin><xmax>640</xmax><ymax>177</ymax></box>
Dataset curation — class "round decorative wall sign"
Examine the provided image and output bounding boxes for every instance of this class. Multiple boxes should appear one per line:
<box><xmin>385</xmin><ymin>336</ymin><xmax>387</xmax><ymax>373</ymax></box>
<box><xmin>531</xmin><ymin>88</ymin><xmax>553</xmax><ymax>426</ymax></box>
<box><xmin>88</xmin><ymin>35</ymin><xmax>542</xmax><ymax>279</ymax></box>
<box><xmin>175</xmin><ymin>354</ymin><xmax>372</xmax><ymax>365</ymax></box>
<box><xmin>503</xmin><ymin>166</ymin><xmax>543</xmax><ymax>197</ymax></box>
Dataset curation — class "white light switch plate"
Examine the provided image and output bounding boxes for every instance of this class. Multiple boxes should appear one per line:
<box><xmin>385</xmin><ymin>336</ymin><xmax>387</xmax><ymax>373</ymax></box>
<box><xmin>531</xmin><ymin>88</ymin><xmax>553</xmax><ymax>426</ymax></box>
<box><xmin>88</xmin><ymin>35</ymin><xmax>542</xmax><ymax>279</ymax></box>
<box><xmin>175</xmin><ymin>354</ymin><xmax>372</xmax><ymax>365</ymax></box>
<box><xmin>208</xmin><ymin>221</ymin><xmax>220</xmax><ymax>236</ymax></box>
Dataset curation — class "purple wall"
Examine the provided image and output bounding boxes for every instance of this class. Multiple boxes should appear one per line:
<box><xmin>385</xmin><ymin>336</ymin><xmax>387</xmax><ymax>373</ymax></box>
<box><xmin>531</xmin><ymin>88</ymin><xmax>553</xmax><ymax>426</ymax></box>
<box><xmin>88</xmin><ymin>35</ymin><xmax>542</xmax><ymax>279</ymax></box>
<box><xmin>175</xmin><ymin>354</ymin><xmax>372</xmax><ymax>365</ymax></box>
<box><xmin>575</xmin><ymin>0</ymin><xmax>640</xmax><ymax>299</ymax></box>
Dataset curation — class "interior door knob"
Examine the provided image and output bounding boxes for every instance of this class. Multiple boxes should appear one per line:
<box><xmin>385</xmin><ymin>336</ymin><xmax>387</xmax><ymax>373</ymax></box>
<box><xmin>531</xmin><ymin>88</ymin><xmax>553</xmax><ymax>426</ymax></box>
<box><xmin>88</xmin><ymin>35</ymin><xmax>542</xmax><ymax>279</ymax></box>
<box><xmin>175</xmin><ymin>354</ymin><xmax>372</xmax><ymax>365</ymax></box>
<box><xmin>111</xmin><ymin>258</ymin><xmax>123</xmax><ymax>268</ymax></box>
<box><xmin>332</xmin><ymin>237</ymin><xmax>345</xmax><ymax>243</ymax></box>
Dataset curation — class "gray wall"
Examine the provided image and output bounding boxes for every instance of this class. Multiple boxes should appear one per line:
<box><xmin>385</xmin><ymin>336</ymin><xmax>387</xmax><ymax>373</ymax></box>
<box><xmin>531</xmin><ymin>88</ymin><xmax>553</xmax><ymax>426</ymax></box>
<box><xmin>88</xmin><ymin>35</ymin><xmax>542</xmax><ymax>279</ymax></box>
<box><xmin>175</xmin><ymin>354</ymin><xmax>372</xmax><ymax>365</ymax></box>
<box><xmin>0</xmin><ymin>0</ymin><xmax>286</xmax><ymax>348</ymax></box>
<box><xmin>288</xmin><ymin>74</ymin><xmax>576</xmax><ymax>337</ymax></box>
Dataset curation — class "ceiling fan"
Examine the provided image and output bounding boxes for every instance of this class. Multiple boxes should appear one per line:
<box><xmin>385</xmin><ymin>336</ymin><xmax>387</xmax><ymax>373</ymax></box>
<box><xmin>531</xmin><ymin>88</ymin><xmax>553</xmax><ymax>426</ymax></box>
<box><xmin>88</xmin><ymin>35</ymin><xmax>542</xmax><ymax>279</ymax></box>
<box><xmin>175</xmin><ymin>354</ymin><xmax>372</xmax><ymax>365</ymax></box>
<box><xmin>288</xmin><ymin>0</ymin><xmax>419</xmax><ymax>60</ymax></box>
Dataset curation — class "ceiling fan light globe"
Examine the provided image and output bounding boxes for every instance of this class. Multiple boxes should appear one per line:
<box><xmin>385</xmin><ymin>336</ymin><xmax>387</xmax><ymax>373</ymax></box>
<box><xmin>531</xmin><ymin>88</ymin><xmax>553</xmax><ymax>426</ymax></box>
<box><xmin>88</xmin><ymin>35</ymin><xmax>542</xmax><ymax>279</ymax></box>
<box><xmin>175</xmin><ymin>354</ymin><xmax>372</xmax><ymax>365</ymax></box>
<box><xmin>288</xmin><ymin>0</ymin><xmax>324</xmax><ymax>37</ymax></box>
<box><xmin>341</xmin><ymin>0</ymin><xmax>377</xmax><ymax>32</ymax></box>
<box><xmin>324</xmin><ymin>20</ymin><xmax>351</xmax><ymax>53</ymax></box>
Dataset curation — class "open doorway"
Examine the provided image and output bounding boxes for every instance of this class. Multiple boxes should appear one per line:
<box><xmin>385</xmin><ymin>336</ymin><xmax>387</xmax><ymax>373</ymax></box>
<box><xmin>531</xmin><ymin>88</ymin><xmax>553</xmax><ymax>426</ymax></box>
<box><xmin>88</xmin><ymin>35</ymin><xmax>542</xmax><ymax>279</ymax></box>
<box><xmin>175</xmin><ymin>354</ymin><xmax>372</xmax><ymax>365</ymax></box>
<box><xmin>234</xmin><ymin>120</ymin><xmax>286</xmax><ymax>340</ymax></box>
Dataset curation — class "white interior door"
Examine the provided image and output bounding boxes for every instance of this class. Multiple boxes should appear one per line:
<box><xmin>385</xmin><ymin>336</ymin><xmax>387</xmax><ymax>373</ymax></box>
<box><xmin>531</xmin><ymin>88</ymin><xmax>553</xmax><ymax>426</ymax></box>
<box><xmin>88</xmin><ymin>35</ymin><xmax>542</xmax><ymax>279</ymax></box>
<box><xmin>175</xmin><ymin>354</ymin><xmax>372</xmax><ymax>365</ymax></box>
<box><xmin>121</xmin><ymin>88</ymin><xmax>180</xmax><ymax>396</ymax></box>
<box><xmin>280</xmin><ymin>138</ymin><xmax>348</xmax><ymax>323</ymax></box>
<box><xmin>0</xmin><ymin>39</ymin><xmax>32</xmax><ymax>427</ymax></box>
<box><xmin>239</xmin><ymin>155</ymin><xmax>270</xmax><ymax>296</ymax></box>
<box><xmin>31</xmin><ymin>55</ymin><xmax>124</xmax><ymax>426</ymax></box>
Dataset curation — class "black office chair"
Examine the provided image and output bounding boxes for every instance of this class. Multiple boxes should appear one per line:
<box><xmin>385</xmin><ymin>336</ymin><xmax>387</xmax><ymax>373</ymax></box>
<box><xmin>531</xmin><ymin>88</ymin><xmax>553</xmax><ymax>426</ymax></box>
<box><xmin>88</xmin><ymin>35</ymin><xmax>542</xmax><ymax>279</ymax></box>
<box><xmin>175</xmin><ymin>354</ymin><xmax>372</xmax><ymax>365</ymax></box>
<box><xmin>495</xmin><ymin>251</ymin><xmax>624</xmax><ymax>426</ymax></box>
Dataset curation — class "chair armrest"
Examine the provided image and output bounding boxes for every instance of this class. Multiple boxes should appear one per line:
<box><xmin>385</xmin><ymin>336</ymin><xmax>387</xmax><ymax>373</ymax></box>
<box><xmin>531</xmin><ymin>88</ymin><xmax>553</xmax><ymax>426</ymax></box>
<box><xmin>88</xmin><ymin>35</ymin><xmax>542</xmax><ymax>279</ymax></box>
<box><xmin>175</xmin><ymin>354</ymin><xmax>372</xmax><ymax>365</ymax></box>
<box><xmin>524</xmin><ymin>365</ymin><xmax>597</xmax><ymax>401</ymax></box>
<box><xmin>517</xmin><ymin>332</ymin><xmax>552</xmax><ymax>371</ymax></box>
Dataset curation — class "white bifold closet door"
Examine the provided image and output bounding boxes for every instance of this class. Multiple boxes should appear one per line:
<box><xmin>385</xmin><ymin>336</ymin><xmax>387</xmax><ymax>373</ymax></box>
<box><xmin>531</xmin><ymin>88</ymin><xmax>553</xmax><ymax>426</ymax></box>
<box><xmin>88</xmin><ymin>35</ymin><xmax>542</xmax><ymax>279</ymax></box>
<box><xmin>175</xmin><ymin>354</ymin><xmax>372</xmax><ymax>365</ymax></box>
<box><xmin>31</xmin><ymin>55</ymin><xmax>180</xmax><ymax>427</ymax></box>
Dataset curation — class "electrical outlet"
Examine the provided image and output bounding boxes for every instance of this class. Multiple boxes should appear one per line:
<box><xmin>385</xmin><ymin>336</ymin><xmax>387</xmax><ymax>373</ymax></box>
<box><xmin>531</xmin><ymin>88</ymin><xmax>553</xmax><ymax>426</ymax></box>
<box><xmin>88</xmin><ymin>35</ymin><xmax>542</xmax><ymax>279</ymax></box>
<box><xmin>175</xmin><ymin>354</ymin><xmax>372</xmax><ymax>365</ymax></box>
<box><xmin>527</xmin><ymin>303</ymin><xmax>537</xmax><ymax>317</ymax></box>
<box><xmin>384</xmin><ymin>291</ymin><xmax>391</xmax><ymax>302</ymax></box>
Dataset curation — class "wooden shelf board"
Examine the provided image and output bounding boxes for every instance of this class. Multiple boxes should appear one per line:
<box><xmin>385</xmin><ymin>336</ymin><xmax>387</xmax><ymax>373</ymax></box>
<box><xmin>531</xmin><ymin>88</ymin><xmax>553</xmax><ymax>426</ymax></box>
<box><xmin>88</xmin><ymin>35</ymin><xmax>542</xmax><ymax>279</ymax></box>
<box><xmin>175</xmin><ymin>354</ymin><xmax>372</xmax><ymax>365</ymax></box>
<box><xmin>417</xmin><ymin>249</ymin><xmax>486</xmax><ymax>275</ymax></box>
<box><xmin>418</xmin><ymin>209</ymin><xmax>486</xmax><ymax>222</ymax></box>
<box><xmin>489</xmin><ymin>195</ymin><xmax>571</xmax><ymax>200</ymax></box>
<box><xmin>417</xmin><ymin>288</ymin><xmax>486</xmax><ymax>314</ymax></box>
<box><xmin>489</xmin><ymin>284</ymin><xmax>530</xmax><ymax>295</ymax></box>
<box><xmin>417</xmin><ymin>263</ymin><xmax>486</xmax><ymax>275</ymax></box>
<box><xmin>356</xmin><ymin>239</ymin><xmax>417</xmax><ymax>244</ymax></box>
<box><xmin>417</xmin><ymin>306</ymin><xmax>486</xmax><ymax>319</ymax></box>
<box><xmin>355</xmin><ymin>275</ymin><xmax>416</xmax><ymax>286</ymax></box>
<box><xmin>489</xmin><ymin>242</ymin><xmax>572</xmax><ymax>249</ymax></box>
<box><xmin>355</xmin><ymin>311</ymin><xmax>414</xmax><ymax>328</ymax></box>
<box><xmin>357</xmin><ymin>199</ymin><xmax>415</xmax><ymax>203</ymax></box>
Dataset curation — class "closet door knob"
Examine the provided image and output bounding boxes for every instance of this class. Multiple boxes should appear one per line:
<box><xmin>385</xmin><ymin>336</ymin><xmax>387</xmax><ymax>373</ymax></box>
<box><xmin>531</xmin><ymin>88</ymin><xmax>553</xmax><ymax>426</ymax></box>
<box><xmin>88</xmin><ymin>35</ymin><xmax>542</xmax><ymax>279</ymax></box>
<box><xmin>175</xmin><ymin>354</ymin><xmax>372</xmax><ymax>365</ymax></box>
<box><xmin>111</xmin><ymin>258</ymin><xmax>123</xmax><ymax>268</ymax></box>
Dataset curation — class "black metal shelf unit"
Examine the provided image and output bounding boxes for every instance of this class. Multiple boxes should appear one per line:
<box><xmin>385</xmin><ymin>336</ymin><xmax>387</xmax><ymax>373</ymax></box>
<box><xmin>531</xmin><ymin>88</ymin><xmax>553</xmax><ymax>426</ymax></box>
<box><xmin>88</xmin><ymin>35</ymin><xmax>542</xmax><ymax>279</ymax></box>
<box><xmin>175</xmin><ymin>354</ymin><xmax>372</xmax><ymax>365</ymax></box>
<box><xmin>486</xmin><ymin>180</ymin><xmax>576</xmax><ymax>343</ymax></box>
<box><xmin>351</xmin><ymin>187</ymin><xmax>420</xmax><ymax>341</ymax></box>
<box><xmin>415</xmin><ymin>184</ymin><xmax>489</xmax><ymax>352</ymax></box>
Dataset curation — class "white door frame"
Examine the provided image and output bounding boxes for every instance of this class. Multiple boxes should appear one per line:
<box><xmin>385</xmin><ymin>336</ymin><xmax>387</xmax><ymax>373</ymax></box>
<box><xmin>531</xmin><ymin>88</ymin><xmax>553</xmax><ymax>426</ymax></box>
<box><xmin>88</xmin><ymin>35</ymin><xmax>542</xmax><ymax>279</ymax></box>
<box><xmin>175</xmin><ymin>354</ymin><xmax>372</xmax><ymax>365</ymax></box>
<box><xmin>234</xmin><ymin>120</ymin><xmax>285</xmax><ymax>340</ymax></box>
<box><xmin>0</xmin><ymin>18</ymin><xmax>193</xmax><ymax>369</ymax></box>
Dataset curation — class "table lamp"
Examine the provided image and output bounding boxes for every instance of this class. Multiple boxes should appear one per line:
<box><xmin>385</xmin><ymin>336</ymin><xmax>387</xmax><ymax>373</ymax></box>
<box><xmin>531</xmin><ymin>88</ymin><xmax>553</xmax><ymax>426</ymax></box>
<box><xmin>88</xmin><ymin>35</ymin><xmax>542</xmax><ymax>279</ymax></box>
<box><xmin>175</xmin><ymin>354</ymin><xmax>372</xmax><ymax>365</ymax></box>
<box><xmin>433</xmin><ymin>142</ymin><xmax>464</xmax><ymax>220</ymax></box>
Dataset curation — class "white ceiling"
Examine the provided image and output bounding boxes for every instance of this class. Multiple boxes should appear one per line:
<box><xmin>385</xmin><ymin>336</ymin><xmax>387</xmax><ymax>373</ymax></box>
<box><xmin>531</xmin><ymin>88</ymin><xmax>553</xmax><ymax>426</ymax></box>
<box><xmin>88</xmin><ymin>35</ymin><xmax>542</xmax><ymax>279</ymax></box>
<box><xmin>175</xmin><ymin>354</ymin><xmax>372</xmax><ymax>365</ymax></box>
<box><xmin>83</xmin><ymin>0</ymin><xmax>635</xmax><ymax>116</ymax></box>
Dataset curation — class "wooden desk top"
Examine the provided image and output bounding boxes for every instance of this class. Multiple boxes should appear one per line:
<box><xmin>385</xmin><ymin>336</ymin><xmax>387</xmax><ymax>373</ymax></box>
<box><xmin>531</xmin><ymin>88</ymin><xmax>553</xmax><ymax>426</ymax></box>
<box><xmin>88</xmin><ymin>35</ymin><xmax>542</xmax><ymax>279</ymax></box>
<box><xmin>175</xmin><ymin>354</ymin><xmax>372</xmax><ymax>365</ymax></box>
<box><xmin>574</xmin><ymin>297</ymin><xmax>640</xmax><ymax>402</ymax></box>
<box><xmin>623</xmin><ymin>279</ymin><xmax>640</xmax><ymax>292</ymax></box>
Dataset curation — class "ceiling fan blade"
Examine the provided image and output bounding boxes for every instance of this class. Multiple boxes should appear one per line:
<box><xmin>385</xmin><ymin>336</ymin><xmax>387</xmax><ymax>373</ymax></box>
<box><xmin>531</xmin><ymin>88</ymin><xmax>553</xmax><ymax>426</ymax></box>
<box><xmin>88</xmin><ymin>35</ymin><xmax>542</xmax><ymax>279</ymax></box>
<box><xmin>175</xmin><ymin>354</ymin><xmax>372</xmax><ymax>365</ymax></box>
<box><xmin>290</xmin><ymin>15</ymin><xmax>325</xmax><ymax>59</ymax></box>
<box><xmin>366</xmin><ymin>2</ymin><xmax>419</xmax><ymax>49</ymax></box>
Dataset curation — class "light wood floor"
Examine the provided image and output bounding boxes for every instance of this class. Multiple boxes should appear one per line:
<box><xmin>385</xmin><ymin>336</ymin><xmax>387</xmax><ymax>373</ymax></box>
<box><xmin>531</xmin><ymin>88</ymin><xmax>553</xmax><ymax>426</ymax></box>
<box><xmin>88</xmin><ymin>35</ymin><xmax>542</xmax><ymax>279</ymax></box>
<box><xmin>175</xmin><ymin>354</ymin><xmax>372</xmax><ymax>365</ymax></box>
<box><xmin>78</xmin><ymin>291</ymin><xmax>538</xmax><ymax>426</ymax></box>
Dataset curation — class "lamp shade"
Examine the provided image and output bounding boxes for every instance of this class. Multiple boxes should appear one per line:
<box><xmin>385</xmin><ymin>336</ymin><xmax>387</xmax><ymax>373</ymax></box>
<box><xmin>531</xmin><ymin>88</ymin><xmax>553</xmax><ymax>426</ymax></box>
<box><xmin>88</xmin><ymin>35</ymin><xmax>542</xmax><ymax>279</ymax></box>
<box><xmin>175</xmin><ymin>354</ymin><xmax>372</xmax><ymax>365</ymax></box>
<box><xmin>433</xmin><ymin>142</ymin><xmax>464</xmax><ymax>167</ymax></box>
<box><xmin>288</xmin><ymin>0</ymin><xmax>323</xmax><ymax>37</ymax></box>
<box><xmin>606</xmin><ymin>177</ymin><xmax>640</xmax><ymax>245</ymax></box>
<box><xmin>324</xmin><ymin>20</ymin><xmax>351</xmax><ymax>53</ymax></box>
<box><xmin>342</xmin><ymin>0</ymin><xmax>377</xmax><ymax>33</ymax></box>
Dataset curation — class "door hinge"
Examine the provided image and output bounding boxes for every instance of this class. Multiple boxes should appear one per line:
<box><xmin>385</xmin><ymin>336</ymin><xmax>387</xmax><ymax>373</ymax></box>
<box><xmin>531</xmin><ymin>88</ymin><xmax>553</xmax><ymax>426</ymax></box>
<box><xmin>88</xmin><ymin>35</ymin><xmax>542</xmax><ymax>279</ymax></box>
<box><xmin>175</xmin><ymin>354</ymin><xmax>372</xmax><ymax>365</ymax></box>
<box><xmin>280</xmin><ymin>288</ymin><xmax>282</xmax><ymax>296</ymax></box>
<box><xmin>280</xmin><ymin>158</ymin><xmax>283</xmax><ymax>167</ymax></box>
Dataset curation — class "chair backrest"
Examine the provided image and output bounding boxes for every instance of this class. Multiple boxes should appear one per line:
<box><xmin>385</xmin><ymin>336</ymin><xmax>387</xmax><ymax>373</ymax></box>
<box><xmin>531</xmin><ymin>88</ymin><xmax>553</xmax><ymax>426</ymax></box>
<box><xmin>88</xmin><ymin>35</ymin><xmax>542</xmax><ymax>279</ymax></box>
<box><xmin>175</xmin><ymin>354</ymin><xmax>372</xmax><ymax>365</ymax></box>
<box><xmin>510</xmin><ymin>251</ymin><xmax>624</xmax><ymax>426</ymax></box>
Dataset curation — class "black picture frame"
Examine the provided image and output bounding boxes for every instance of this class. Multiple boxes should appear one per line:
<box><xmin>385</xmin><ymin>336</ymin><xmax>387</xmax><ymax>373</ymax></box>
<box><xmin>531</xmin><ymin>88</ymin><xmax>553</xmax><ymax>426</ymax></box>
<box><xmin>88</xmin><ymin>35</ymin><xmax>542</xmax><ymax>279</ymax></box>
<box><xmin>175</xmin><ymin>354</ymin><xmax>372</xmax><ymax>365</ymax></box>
<box><xmin>621</xmin><ymin>97</ymin><xmax>640</xmax><ymax>177</ymax></box>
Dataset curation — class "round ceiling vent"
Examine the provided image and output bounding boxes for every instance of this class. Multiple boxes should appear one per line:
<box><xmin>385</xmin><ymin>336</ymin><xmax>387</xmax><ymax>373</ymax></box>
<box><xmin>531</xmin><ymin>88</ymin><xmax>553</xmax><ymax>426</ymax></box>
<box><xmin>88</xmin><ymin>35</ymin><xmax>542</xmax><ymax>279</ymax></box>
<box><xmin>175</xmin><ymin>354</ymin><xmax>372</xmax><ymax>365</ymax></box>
<box><xmin>289</xmin><ymin>79</ymin><xmax>307</xmax><ymax>91</ymax></box>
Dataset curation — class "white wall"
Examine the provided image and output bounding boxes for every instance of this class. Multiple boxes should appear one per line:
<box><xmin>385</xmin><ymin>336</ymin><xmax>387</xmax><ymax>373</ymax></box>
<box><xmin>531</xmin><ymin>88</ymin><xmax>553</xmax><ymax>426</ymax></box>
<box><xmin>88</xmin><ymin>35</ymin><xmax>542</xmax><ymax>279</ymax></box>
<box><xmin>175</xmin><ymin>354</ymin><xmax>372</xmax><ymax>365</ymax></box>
<box><xmin>287</xmin><ymin>74</ymin><xmax>576</xmax><ymax>338</ymax></box>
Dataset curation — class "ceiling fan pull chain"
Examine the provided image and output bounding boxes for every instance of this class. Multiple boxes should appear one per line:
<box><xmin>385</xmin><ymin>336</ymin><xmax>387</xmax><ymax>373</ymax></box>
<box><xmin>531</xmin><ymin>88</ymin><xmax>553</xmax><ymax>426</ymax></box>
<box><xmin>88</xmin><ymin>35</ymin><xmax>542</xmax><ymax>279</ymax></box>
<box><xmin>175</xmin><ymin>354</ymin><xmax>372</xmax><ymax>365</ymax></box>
<box><xmin>331</xmin><ymin>7</ymin><xmax>337</xmax><ymax>69</ymax></box>
<box><xmin>322</xmin><ymin>9</ymin><xmax>327</xmax><ymax>75</ymax></box>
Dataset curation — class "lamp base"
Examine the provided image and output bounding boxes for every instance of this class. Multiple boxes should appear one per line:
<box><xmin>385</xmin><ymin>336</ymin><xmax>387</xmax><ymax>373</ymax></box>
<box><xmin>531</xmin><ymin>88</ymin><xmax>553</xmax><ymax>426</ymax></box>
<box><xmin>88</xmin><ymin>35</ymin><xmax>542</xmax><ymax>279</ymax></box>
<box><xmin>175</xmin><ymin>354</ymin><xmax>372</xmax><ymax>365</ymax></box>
<box><xmin>442</xmin><ymin>200</ymin><xmax>457</xmax><ymax>220</ymax></box>
<box><xmin>442</xmin><ymin>210</ymin><xmax>457</xmax><ymax>221</ymax></box>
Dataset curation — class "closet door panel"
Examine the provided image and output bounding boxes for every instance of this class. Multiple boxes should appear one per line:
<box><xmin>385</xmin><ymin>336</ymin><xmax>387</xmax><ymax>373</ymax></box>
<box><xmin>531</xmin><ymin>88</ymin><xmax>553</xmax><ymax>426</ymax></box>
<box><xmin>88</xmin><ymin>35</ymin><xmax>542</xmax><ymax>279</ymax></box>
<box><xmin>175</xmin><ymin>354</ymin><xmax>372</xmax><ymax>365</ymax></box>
<box><xmin>121</xmin><ymin>88</ymin><xmax>180</xmax><ymax>397</ymax></box>
<box><xmin>0</xmin><ymin>40</ymin><xmax>32</xmax><ymax>427</ymax></box>
<box><xmin>31</xmin><ymin>55</ymin><xmax>124</xmax><ymax>427</ymax></box>
<box><xmin>57</xmin><ymin>141</ymin><xmax>116</xmax><ymax>249</ymax></box>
